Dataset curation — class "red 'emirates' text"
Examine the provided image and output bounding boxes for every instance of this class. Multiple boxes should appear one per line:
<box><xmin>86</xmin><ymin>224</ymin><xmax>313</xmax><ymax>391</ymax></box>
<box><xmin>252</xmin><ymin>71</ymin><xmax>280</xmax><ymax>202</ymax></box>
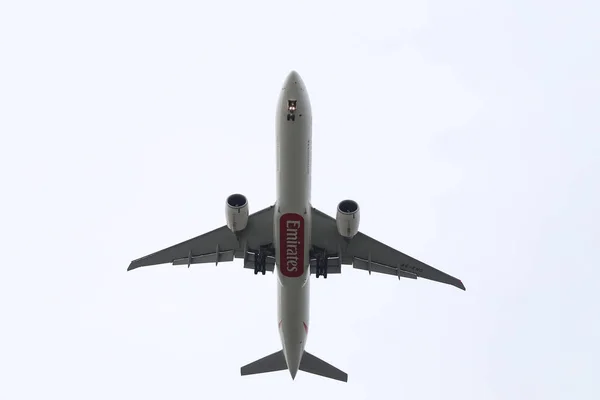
<box><xmin>285</xmin><ymin>220</ymin><xmax>301</xmax><ymax>271</ymax></box>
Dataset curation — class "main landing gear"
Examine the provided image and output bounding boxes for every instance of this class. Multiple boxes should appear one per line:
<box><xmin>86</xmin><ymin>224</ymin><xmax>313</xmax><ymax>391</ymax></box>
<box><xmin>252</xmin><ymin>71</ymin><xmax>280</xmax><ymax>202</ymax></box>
<box><xmin>314</xmin><ymin>249</ymin><xmax>329</xmax><ymax>279</ymax></box>
<box><xmin>253</xmin><ymin>245</ymin><xmax>273</xmax><ymax>275</ymax></box>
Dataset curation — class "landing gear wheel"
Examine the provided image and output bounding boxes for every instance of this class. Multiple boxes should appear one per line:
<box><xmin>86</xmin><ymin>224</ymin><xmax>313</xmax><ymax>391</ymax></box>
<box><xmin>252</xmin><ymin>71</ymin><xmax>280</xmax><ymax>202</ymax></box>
<box><xmin>315</xmin><ymin>252</ymin><xmax>328</xmax><ymax>279</ymax></box>
<box><xmin>253</xmin><ymin>248</ymin><xmax>270</xmax><ymax>275</ymax></box>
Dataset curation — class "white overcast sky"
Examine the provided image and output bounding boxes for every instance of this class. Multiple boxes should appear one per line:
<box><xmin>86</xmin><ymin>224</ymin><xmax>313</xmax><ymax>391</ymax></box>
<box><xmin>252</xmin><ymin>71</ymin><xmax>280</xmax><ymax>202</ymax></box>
<box><xmin>1</xmin><ymin>1</ymin><xmax>598</xmax><ymax>399</ymax></box>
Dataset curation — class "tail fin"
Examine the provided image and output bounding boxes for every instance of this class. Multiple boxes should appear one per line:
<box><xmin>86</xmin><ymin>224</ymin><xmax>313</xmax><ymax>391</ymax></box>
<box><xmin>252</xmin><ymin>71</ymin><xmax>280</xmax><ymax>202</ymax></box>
<box><xmin>240</xmin><ymin>350</ymin><xmax>287</xmax><ymax>376</ymax></box>
<box><xmin>299</xmin><ymin>351</ymin><xmax>348</xmax><ymax>382</ymax></box>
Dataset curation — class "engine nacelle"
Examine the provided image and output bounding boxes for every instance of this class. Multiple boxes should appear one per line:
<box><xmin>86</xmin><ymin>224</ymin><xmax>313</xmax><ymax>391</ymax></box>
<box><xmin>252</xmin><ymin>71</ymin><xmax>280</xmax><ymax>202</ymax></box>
<box><xmin>336</xmin><ymin>199</ymin><xmax>360</xmax><ymax>238</ymax></box>
<box><xmin>226</xmin><ymin>193</ymin><xmax>249</xmax><ymax>232</ymax></box>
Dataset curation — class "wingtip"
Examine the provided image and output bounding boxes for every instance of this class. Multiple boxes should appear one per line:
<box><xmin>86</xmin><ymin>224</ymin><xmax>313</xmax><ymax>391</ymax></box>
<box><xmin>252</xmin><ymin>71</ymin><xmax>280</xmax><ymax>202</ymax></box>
<box><xmin>457</xmin><ymin>280</ymin><xmax>466</xmax><ymax>291</ymax></box>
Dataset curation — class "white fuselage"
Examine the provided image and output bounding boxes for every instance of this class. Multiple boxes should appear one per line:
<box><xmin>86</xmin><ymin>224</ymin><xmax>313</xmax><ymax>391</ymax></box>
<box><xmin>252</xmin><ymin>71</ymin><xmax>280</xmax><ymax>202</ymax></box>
<box><xmin>273</xmin><ymin>71</ymin><xmax>312</xmax><ymax>377</ymax></box>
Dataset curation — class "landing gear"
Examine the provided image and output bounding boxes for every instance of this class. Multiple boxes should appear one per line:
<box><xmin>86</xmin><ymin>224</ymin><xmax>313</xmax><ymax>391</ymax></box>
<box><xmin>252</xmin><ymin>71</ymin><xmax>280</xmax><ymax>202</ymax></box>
<box><xmin>287</xmin><ymin>100</ymin><xmax>297</xmax><ymax>121</ymax></box>
<box><xmin>254</xmin><ymin>251</ymin><xmax>266</xmax><ymax>275</ymax></box>
<box><xmin>253</xmin><ymin>245</ymin><xmax>272</xmax><ymax>275</ymax></box>
<box><xmin>314</xmin><ymin>250</ymin><xmax>328</xmax><ymax>279</ymax></box>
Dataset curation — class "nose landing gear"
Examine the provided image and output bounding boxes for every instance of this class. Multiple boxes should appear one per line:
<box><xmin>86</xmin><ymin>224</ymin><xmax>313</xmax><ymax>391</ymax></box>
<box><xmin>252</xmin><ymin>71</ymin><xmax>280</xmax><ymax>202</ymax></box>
<box><xmin>287</xmin><ymin>99</ymin><xmax>297</xmax><ymax>121</ymax></box>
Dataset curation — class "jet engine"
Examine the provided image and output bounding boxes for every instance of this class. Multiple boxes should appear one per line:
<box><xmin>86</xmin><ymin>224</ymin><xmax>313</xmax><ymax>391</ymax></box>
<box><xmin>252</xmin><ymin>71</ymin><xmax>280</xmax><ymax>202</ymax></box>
<box><xmin>336</xmin><ymin>199</ymin><xmax>360</xmax><ymax>238</ymax></box>
<box><xmin>226</xmin><ymin>193</ymin><xmax>249</xmax><ymax>232</ymax></box>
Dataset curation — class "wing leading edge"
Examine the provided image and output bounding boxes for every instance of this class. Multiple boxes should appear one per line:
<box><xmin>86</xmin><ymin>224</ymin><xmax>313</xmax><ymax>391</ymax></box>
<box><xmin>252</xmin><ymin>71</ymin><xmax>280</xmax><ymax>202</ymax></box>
<box><xmin>128</xmin><ymin>205</ymin><xmax>275</xmax><ymax>271</ymax></box>
<box><xmin>310</xmin><ymin>207</ymin><xmax>466</xmax><ymax>291</ymax></box>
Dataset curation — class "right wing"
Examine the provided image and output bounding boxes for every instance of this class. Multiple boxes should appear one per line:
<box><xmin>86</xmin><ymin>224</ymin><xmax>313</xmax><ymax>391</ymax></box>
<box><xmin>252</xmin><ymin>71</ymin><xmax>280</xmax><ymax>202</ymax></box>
<box><xmin>311</xmin><ymin>207</ymin><xmax>465</xmax><ymax>290</ymax></box>
<box><xmin>128</xmin><ymin>205</ymin><xmax>275</xmax><ymax>271</ymax></box>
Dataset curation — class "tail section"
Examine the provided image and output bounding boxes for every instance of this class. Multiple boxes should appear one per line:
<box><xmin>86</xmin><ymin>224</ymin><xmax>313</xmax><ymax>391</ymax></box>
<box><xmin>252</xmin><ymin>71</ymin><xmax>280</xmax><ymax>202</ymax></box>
<box><xmin>241</xmin><ymin>350</ymin><xmax>348</xmax><ymax>382</ymax></box>
<box><xmin>299</xmin><ymin>351</ymin><xmax>348</xmax><ymax>382</ymax></box>
<box><xmin>240</xmin><ymin>350</ymin><xmax>287</xmax><ymax>376</ymax></box>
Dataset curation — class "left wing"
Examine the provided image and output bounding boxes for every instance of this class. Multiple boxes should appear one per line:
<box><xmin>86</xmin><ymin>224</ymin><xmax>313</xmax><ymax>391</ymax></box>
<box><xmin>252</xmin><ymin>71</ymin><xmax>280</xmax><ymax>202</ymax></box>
<box><xmin>128</xmin><ymin>205</ymin><xmax>275</xmax><ymax>271</ymax></box>
<box><xmin>311</xmin><ymin>207</ymin><xmax>466</xmax><ymax>290</ymax></box>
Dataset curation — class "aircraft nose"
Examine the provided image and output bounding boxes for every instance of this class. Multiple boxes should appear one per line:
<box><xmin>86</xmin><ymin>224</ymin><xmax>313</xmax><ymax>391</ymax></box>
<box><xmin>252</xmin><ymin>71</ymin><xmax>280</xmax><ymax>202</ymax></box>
<box><xmin>278</xmin><ymin>70</ymin><xmax>310</xmax><ymax>117</ymax></box>
<box><xmin>283</xmin><ymin>70</ymin><xmax>304</xmax><ymax>89</ymax></box>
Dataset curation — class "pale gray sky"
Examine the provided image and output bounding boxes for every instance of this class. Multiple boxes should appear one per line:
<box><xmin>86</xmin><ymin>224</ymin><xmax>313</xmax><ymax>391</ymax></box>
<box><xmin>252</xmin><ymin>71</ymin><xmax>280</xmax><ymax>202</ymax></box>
<box><xmin>1</xmin><ymin>1</ymin><xmax>598</xmax><ymax>399</ymax></box>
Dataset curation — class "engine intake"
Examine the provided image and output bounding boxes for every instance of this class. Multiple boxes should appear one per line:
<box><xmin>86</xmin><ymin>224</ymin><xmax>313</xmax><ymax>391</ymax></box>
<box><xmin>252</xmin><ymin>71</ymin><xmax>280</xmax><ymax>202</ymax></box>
<box><xmin>336</xmin><ymin>199</ymin><xmax>360</xmax><ymax>238</ymax></box>
<box><xmin>226</xmin><ymin>193</ymin><xmax>249</xmax><ymax>232</ymax></box>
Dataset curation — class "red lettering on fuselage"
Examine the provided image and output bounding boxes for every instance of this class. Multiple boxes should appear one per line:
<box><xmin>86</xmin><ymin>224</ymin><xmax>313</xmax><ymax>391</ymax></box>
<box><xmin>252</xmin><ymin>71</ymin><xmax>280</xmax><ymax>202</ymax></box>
<box><xmin>279</xmin><ymin>213</ymin><xmax>305</xmax><ymax>278</ymax></box>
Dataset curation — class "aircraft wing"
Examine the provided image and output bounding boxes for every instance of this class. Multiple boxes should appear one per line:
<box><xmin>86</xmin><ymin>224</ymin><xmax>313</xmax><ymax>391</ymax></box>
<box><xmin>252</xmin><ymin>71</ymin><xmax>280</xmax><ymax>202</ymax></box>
<box><xmin>128</xmin><ymin>205</ymin><xmax>275</xmax><ymax>271</ymax></box>
<box><xmin>310</xmin><ymin>207</ymin><xmax>466</xmax><ymax>290</ymax></box>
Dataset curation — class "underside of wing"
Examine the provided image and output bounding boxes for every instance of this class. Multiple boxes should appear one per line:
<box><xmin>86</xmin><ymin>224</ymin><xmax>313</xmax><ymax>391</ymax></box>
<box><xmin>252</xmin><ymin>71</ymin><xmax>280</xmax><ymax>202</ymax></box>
<box><xmin>310</xmin><ymin>206</ymin><xmax>466</xmax><ymax>290</ymax></box>
<box><xmin>128</xmin><ymin>205</ymin><xmax>275</xmax><ymax>271</ymax></box>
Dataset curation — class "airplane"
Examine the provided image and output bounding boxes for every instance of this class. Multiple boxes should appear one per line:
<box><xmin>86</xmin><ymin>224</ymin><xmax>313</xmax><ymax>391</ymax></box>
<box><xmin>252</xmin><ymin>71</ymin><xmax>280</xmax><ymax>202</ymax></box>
<box><xmin>127</xmin><ymin>70</ymin><xmax>466</xmax><ymax>383</ymax></box>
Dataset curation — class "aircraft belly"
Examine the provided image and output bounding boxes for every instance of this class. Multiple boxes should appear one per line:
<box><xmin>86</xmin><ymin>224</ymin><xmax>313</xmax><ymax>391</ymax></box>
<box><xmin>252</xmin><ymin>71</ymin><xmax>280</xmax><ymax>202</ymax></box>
<box><xmin>275</xmin><ymin>209</ymin><xmax>311</xmax><ymax>286</ymax></box>
<box><xmin>275</xmin><ymin>110</ymin><xmax>311</xmax><ymax>287</ymax></box>
<box><xmin>278</xmin><ymin>277</ymin><xmax>310</xmax><ymax>359</ymax></box>
<box><xmin>274</xmin><ymin>70</ymin><xmax>313</xmax><ymax>373</ymax></box>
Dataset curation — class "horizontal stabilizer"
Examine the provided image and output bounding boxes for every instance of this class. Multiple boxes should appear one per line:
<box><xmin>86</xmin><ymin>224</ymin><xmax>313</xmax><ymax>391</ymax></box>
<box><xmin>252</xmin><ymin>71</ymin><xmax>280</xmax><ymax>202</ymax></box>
<box><xmin>299</xmin><ymin>351</ymin><xmax>348</xmax><ymax>382</ymax></box>
<box><xmin>241</xmin><ymin>350</ymin><xmax>287</xmax><ymax>376</ymax></box>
